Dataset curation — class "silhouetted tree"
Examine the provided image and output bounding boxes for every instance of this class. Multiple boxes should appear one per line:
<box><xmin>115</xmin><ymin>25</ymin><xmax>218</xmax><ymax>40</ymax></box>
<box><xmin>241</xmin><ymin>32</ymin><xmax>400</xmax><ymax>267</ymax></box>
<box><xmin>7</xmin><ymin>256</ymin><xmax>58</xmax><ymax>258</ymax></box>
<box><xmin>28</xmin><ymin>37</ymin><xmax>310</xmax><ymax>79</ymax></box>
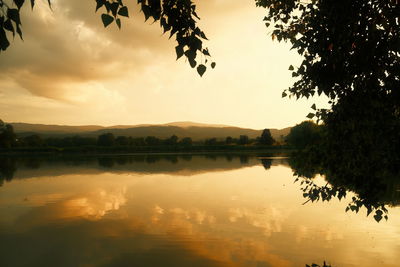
<box><xmin>238</xmin><ymin>135</ymin><xmax>249</xmax><ymax>145</ymax></box>
<box><xmin>74</xmin><ymin>136</ymin><xmax>97</xmax><ymax>146</ymax></box>
<box><xmin>115</xmin><ymin>136</ymin><xmax>130</xmax><ymax>146</ymax></box>
<box><xmin>145</xmin><ymin>136</ymin><xmax>161</xmax><ymax>146</ymax></box>
<box><xmin>205</xmin><ymin>138</ymin><xmax>217</xmax><ymax>146</ymax></box>
<box><xmin>132</xmin><ymin>137</ymin><xmax>146</xmax><ymax>146</ymax></box>
<box><xmin>97</xmin><ymin>133</ymin><xmax>115</xmax><ymax>146</ymax></box>
<box><xmin>23</xmin><ymin>134</ymin><xmax>44</xmax><ymax>147</ymax></box>
<box><xmin>259</xmin><ymin>129</ymin><xmax>274</xmax><ymax>145</ymax></box>
<box><xmin>225</xmin><ymin>136</ymin><xmax>233</xmax><ymax>145</ymax></box>
<box><xmin>46</xmin><ymin>136</ymin><xmax>97</xmax><ymax>147</ymax></box>
<box><xmin>179</xmin><ymin>137</ymin><xmax>192</xmax><ymax>146</ymax></box>
<box><xmin>256</xmin><ymin>0</ymin><xmax>400</xmax><ymax>171</ymax></box>
<box><xmin>285</xmin><ymin>121</ymin><xmax>322</xmax><ymax>149</ymax></box>
<box><xmin>0</xmin><ymin>120</ymin><xmax>16</xmax><ymax>148</ymax></box>
<box><xmin>164</xmin><ymin>135</ymin><xmax>178</xmax><ymax>145</ymax></box>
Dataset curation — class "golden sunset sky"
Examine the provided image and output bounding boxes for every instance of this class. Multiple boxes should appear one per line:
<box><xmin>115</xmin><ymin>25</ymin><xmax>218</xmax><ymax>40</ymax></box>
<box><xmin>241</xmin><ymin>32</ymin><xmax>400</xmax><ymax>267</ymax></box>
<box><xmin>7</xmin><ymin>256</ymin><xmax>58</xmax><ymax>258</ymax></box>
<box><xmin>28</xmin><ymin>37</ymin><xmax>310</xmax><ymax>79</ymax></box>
<box><xmin>0</xmin><ymin>0</ymin><xmax>328</xmax><ymax>129</ymax></box>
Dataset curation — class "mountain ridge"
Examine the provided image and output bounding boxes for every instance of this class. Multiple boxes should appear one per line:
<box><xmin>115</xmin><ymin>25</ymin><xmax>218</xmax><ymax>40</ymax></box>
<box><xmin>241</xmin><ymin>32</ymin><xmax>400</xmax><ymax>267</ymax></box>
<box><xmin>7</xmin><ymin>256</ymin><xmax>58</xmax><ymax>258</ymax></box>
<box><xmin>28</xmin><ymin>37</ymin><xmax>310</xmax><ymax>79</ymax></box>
<box><xmin>10</xmin><ymin>121</ymin><xmax>291</xmax><ymax>141</ymax></box>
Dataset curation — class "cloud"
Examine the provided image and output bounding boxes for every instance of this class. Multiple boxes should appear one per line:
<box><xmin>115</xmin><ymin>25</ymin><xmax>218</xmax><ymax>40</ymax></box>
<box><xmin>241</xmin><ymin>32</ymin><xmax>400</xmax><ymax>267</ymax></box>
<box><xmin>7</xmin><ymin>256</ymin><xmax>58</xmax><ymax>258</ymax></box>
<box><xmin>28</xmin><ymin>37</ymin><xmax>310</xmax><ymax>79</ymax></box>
<box><xmin>0</xmin><ymin>0</ymin><xmax>250</xmax><ymax>102</ymax></box>
<box><xmin>0</xmin><ymin>0</ymin><xmax>172</xmax><ymax>101</ymax></box>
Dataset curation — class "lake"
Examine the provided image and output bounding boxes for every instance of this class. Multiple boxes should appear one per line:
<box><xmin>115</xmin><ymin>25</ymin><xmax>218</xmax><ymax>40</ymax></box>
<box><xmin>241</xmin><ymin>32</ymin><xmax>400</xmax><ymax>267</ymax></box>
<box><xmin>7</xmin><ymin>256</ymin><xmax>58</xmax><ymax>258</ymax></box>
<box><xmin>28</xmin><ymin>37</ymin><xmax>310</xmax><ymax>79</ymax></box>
<box><xmin>0</xmin><ymin>154</ymin><xmax>399</xmax><ymax>267</ymax></box>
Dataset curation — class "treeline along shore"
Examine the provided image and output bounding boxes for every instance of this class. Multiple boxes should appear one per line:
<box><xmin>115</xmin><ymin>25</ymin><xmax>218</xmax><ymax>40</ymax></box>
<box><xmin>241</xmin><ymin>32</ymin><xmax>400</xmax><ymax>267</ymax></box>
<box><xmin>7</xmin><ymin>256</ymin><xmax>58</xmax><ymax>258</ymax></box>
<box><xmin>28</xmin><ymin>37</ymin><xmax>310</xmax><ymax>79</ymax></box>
<box><xmin>0</xmin><ymin>121</ymin><xmax>300</xmax><ymax>154</ymax></box>
<box><xmin>0</xmin><ymin>120</ymin><xmax>324</xmax><ymax>154</ymax></box>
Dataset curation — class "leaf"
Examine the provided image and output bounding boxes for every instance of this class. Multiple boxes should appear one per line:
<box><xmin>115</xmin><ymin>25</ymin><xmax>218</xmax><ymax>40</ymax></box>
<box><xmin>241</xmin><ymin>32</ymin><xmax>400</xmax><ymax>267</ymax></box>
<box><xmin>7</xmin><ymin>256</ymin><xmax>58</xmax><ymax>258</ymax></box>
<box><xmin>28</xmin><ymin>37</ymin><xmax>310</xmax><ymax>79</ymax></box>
<box><xmin>142</xmin><ymin>5</ymin><xmax>151</xmax><ymax>21</ymax></box>
<box><xmin>311</xmin><ymin>104</ymin><xmax>316</xmax><ymax>110</ymax></box>
<box><xmin>374</xmin><ymin>214</ymin><xmax>382</xmax><ymax>223</ymax></box>
<box><xmin>288</xmin><ymin>65</ymin><xmax>294</xmax><ymax>71</ymax></box>
<box><xmin>104</xmin><ymin>2</ymin><xmax>111</xmax><ymax>12</ymax></box>
<box><xmin>200</xmin><ymin>31</ymin><xmax>208</xmax><ymax>40</ymax></box>
<box><xmin>16</xmin><ymin>24</ymin><xmax>23</xmax><ymax>39</ymax></box>
<box><xmin>110</xmin><ymin>2</ymin><xmax>119</xmax><ymax>17</ymax></box>
<box><xmin>211</xmin><ymin>62</ymin><xmax>216</xmax><ymax>69</ymax></box>
<box><xmin>4</xmin><ymin>19</ymin><xmax>15</xmax><ymax>36</ymax></box>
<box><xmin>175</xmin><ymin>45</ymin><xmax>184</xmax><ymax>60</ymax></box>
<box><xmin>118</xmin><ymin>6</ymin><xmax>129</xmax><ymax>17</ymax></box>
<box><xmin>101</xmin><ymin>14</ymin><xmax>114</xmax><ymax>27</ymax></box>
<box><xmin>116</xmin><ymin>18</ymin><xmax>121</xmax><ymax>29</ymax></box>
<box><xmin>160</xmin><ymin>17</ymin><xmax>168</xmax><ymax>32</ymax></box>
<box><xmin>0</xmin><ymin>28</ymin><xmax>10</xmax><ymax>51</ymax></box>
<box><xmin>306</xmin><ymin>113</ymin><xmax>315</xmax><ymax>119</ymax></box>
<box><xmin>95</xmin><ymin>0</ymin><xmax>104</xmax><ymax>12</ymax></box>
<box><xmin>197</xmin><ymin>64</ymin><xmax>206</xmax><ymax>77</ymax></box>
<box><xmin>203</xmin><ymin>48</ymin><xmax>210</xmax><ymax>56</ymax></box>
<box><xmin>14</xmin><ymin>0</ymin><xmax>25</xmax><ymax>10</ymax></box>
<box><xmin>282</xmin><ymin>92</ymin><xmax>287</xmax><ymax>97</ymax></box>
<box><xmin>189</xmin><ymin>58</ymin><xmax>197</xmax><ymax>68</ymax></box>
<box><xmin>8</xmin><ymin>9</ymin><xmax>21</xmax><ymax>25</ymax></box>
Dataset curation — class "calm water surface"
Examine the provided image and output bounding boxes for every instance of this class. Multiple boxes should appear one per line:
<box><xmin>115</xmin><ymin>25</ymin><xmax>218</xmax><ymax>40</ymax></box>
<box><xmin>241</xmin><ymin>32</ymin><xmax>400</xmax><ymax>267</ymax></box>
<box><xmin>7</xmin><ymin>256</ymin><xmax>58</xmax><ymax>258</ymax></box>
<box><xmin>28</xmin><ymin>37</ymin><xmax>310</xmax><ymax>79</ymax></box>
<box><xmin>0</xmin><ymin>155</ymin><xmax>399</xmax><ymax>267</ymax></box>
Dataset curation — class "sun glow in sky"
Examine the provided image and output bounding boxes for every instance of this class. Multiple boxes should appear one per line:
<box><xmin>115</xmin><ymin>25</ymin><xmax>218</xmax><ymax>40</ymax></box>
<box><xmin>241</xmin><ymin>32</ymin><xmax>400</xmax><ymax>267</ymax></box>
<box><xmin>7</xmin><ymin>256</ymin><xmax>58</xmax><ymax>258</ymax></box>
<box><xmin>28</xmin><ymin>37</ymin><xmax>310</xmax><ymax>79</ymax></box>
<box><xmin>0</xmin><ymin>0</ymin><xmax>329</xmax><ymax>129</ymax></box>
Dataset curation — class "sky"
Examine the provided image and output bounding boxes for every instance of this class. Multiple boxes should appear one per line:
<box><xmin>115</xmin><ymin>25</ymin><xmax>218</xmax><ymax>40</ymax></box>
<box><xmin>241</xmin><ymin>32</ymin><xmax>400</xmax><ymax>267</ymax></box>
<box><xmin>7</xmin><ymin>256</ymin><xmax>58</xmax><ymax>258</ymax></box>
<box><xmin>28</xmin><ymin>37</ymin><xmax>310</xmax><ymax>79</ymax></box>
<box><xmin>0</xmin><ymin>0</ymin><xmax>329</xmax><ymax>129</ymax></box>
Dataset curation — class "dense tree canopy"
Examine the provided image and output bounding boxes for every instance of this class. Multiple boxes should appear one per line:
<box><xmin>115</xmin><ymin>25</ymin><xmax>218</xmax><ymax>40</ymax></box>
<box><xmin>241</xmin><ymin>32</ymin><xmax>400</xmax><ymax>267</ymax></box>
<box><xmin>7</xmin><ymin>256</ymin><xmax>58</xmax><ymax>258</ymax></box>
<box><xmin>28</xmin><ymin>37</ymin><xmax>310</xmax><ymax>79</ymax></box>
<box><xmin>256</xmin><ymin>0</ymin><xmax>399</xmax><ymax>174</ymax></box>
<box><xmin>285</xmin><ymin>121</ymin><xmax>322</xmax><ymax>148</ymax></box>
<box><xmin>256</xmin><ymin>0</ymin><xmax>399</xmax><ymax>102</ymax></box>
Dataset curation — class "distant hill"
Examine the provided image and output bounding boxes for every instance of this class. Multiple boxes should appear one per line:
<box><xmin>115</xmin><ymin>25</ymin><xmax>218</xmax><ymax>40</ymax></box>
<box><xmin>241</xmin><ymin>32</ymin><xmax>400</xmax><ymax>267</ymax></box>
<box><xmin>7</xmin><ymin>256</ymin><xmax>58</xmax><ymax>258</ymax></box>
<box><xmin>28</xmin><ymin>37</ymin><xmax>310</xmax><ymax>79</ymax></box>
<box><xmin>11</xmin><ymin>123</ymin><xmax>104</xmax><ymax>134</ymax></box>
<box><xmin>10</xmin><ymin>121</ymin><xmax>291</xmax><ymax>141</ymax></box>
<box><xmin>163</xmin><ymin>121</ymin><xmax>232</xmax><ymax>128</ymax></box>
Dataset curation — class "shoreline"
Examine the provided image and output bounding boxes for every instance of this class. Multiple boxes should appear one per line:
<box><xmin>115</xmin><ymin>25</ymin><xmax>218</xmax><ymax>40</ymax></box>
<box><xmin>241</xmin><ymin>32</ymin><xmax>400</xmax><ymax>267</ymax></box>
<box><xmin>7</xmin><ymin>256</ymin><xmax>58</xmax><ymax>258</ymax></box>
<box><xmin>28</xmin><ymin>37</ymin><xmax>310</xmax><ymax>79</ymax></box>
<box><xmin>0</xmin><ymin>146</ymin><xmax>295</xmax><ymax>157</ymax></box>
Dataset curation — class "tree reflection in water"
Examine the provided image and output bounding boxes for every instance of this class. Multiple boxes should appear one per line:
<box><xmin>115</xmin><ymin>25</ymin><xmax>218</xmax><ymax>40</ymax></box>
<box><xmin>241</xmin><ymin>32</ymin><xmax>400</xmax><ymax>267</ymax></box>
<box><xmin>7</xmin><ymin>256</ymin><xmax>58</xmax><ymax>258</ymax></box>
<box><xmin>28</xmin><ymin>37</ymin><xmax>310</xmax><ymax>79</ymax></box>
<box><xmin>289</xmin><ymin>150</ymin><xmax>400</xmax><ymax>222</ymax></box>
<box><xmin>2</xmin><ymin>152</ymin><xmax>399</xmax><ymax>224</ymax></box>
<box><xmin>0</xmin><ymin>154</ymin><xmax>256</xmax><ymax>186</ymax></box>
<box><xmin>306</xmin><ymin>262</ymin><xmax>331</xmax><ymax>267</ymax></box>
<box><xmin>0</xmin><ymin>158</ymin><xmax>16</xmax><ymax>186</ymax></box>
<box><xmin>2</xmin><ymin>153</ymin><xmax>399</xmax><ymax>266</ymax></box>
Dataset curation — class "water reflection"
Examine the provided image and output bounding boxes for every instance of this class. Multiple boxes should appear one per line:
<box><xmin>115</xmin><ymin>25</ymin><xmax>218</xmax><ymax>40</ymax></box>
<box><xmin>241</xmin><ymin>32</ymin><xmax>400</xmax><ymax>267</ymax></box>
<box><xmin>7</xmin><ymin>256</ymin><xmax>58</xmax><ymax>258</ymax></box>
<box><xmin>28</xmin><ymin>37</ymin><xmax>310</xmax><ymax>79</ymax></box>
<box><xmin>0</xmin><ymin>154</ymin><xmax>285</xmax><ymax>184</ymax></box>
<box><xmin>289</xmin><ymin>152</ymin><xmax>400</xmax><ymax>222</ymax></box>
<box><xmin>0</xmin><ymin>154</ymin><xmax>399</xmax><ymax>266</ymax></box>
<box><xmin>0</xmin><ymin>158</ymin><xmax>16</xmax><ymax>185</ymax></box>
